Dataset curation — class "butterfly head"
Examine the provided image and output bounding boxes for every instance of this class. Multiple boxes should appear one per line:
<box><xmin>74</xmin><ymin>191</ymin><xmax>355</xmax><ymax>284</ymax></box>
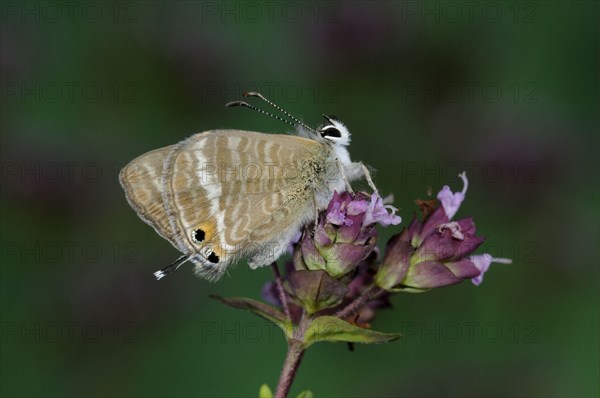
<box><xmin>226</xmin><ymin>93</ymin><xmax>352</xmax><ymax>147</ymax></box>
<box><xmin>319</xmin><ymin>115</ymin><xmax>351</xmax><ymax>147</ymax></box>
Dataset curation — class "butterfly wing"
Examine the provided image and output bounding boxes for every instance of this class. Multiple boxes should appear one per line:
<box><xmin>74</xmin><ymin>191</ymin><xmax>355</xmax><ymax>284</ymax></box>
<box><xmin>163</xmin><ymin>130</ymin><xmax>329</xmax><ymax>280</ymax></box>
<box><xmin>119</xmin><ymin>145</ymin><xmax>181</xmax><ymax>250</ymax></box>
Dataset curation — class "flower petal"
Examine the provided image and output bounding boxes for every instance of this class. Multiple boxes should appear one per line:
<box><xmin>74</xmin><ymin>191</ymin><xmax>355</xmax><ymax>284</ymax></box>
<box><xmin>347</xmin><ymin>200</ymin><xmax>369</xmax><ymax>215</ymax></box>
<box><xmin>326</xmin><ymin>201</ymin><xmax>348</xmax><ymax>226</ymax></box>
<box><xmin>470</xmin><ymin>254</ymin><xmax>512</xmax><ymax>285</ymax></box>
<box><xmin>437</xmin><ymin>171</ymin><xmax>469</xmax><ymax>220</ymax></box>
<box><xmin>364</xmin><ymin>193</ymin><xmax>402</xmax><ymax>227</ymax></box>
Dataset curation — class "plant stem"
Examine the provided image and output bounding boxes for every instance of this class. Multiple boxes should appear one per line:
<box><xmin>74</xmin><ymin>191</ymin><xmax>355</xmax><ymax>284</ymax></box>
<box><xmin>274</xmin><ymin>339</ymin><xmax>305</xmax><ymax>398</ymax></box>
<box><xmin>275</xmin><ymin>311</ymin><xmax>310</xmax><ymax>398</ymax></box>
<box><xmin>335</xmin><ymin>285</ymin><xmax>384</xmax><ymax>319</ymax></box>
<box><xmin>271</xmin><ymin>262</ymin><xmax>291</xmax><ymax>321</ymax></box>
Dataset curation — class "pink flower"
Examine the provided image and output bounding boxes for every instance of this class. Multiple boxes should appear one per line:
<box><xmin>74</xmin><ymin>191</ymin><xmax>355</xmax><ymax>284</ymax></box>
<box><xmin>296</xmin><ymin>191</ymin><xmax>400</xmax><ymax>279</ymax></box>
<box><xmin>363</xmin><ymin>193</ymin><xmax>402</xmax><ymax>227</ymax></box>
<box><xmin>470</xmin><ymin>254</ymin><xmax>513</xmax><ymax>285</ymax></box>
<box><xmin>437</xmin><ymin>172</ymin><xmax>468</xmax><ymax>220</ymax></box>
<box><xmin>376</xmin><ymin>171</ymin><xmax>511</xmax><ymax>291</ymax></box>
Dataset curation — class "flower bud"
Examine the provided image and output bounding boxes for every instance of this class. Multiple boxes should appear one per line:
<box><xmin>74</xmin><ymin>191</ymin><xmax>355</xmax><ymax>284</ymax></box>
<box><xmin>294</xmin><ymin>191</ymin><xmax>400</xmax><ymax>278</ymax></box>
<box><xmin>375</xmin><ymin>172</ymin><xmax>506</xmax><ymax>292</ymax></box>
<box><xmin>285</xmin><ymin>270</ymin><xmax>347</xmax><ymax>314</ymax></box>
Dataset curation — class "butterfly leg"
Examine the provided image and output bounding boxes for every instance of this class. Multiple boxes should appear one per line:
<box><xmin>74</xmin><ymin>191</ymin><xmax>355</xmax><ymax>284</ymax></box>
<box><xmin>312</xmin><ymin>188</ymin><xmax>319</xmax><ymax>234</ymax></box>
<box><xmin>359</xmin><ymin>162</ymin><xmax>380</xmax><ymax>196</ymax></box>
<box><xmin>337</xmin><ymin>160</ymin><xmax>354</xmax><ymax>193</ymax></box>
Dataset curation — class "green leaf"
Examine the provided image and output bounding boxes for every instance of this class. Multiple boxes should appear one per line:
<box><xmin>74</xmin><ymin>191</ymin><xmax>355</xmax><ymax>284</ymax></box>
<box><xmin>296</xmin><ymin>391</ymin><xmax>314</xmax><ymax>398</ymax></box>
<box><xmin>210</xmin><ymin>296</ymin><xmax>292</xmax><ymax>338</ymax></box>
<box><xmin>303</xmin><ymin>316</ymin><xmax>401</xmax><ymax>347</ymax></box>
<box><xmin>259</xmin><ymin>383</ymin><xmax>273</xmax><ymax>398</ymax></box>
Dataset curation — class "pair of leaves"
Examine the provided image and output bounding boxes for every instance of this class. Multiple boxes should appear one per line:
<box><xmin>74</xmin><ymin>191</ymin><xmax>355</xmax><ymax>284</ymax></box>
<box><xmin>212</xmin><ymin>296</ymin><xmax>400</xmax><ymax>347</ymax></box>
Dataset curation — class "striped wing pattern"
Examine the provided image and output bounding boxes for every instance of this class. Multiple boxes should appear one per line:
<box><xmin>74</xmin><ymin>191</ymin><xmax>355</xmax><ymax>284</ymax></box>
<box><xmin>119</xmin><ymin>145</ymin><xmax>179</xmax><ymax>248</ymax></box>
<box><xmin>120</xmin><ymin>130</ymin><xmax>330</xmax><ymax>280</ymax></box>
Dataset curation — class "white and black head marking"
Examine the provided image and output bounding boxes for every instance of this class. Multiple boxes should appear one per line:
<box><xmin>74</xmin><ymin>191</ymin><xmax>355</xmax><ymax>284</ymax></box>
<box><xmin>319</xmin><ymin>115</ymin><xmax>351</xmax><ymax>146</ymax></box>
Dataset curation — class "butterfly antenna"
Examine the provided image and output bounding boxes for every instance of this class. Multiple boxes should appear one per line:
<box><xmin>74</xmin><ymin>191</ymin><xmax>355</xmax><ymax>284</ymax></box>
<box><xmin>226</xmin><ymin>100</ymin><xmax>296</xmax><ymax>129</ymax></box>
<box><xmin>225</xmin><ymin>101</ymin><xmax>296</xmax><ymax>127</ymax></box>
<box><xmin>243</xmin><ymin>91</ymin><xmax>317</xmax><ymax>134</ymax></box>
<box><xmin>153</xmin><ymin>254</ymin><xmax>189</xmax><ymax>280</ymax></box>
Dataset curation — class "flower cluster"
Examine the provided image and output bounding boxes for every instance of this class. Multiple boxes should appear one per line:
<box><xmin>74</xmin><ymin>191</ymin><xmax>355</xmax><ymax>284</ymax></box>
<box><xmin>263</xmin><ymin>191</ymin><xmax>400</xmax><ymax>322</ymax></box>
<box><xmin>295</xmin><ymin>191</ymin><xmax>400</xmax><ymax>278</ymax></box>
<box><xmin>267</xmin><ymin>173</ymin><xmax>511</xmax><ymax>317</ymax></box>
<box><xmin>216</xmin><ymin>172</ymin><xmax>511</xmax><ymax>398</ymax></box>
<box><xmin>375</xmin><ymin>172</ymin><xmax>511</xmax><ymax>292</ymax></box>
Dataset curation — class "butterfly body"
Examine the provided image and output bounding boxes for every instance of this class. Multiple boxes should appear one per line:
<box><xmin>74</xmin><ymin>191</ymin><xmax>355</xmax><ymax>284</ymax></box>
<box><xmin>120</xmin><ymin>119</ymin><xmax>366</xmax><ymax>281</ymax></box>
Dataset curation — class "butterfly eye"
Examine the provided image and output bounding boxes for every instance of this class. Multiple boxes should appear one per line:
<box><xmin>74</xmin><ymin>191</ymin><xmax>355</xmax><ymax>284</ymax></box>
<box><xmin>192</xmin><ymin>229</ymin><xmax>205</xmax><ymax>243</ymax></box>
<box><xmin>320</xmin><ymin>127</ymin><xmax>342</xmax><ymax>139</ymax></box>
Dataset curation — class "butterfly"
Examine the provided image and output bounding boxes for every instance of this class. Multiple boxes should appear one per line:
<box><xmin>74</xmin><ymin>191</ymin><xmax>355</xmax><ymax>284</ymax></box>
<box><xmin>119</xmin><ymin>92</ymin><xmax>378</xmax><ymax>281</ymax></box>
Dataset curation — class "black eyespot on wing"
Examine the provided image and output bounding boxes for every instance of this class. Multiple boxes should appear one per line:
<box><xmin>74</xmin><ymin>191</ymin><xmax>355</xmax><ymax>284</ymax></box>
<box><xmin>193</xmin><ymin>229</ymin><xmax>205</xmax><ymax>243</ymax></box>
<box><xmin>320</xmin><ymin>127</ymin><xmax>342</xmax><ymax>138</ymax></box>
<box><xmin>207</xmin><ymin>252</ymin><xmax>219</xmax><ymax>263</ymax></box>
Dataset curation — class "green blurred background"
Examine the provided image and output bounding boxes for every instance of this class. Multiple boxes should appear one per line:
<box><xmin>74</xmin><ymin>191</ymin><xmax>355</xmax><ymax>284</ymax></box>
<box><xmin>1</xmin><ymin>1</ymin><xmax>598</xmax><ymax>397</ymax></box>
